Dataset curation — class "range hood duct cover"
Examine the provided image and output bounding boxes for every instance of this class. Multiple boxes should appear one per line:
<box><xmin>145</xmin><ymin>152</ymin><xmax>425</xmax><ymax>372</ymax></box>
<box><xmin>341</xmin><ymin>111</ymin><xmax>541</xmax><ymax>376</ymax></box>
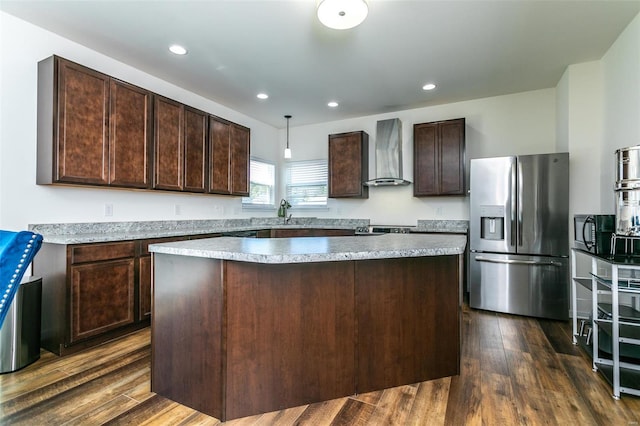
<box><xmin>364</xmin><ymin>118</ymin><xmax>411</xmax><ymax>186</ymax></box>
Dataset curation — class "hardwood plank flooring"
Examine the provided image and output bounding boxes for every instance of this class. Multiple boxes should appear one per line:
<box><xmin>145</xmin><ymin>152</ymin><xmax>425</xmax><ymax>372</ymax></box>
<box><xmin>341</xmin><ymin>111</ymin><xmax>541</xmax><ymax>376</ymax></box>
<box><xmin>1</xmin><ymin>305</ymin><xmax>639</xmax><ymax>425</ymax></box>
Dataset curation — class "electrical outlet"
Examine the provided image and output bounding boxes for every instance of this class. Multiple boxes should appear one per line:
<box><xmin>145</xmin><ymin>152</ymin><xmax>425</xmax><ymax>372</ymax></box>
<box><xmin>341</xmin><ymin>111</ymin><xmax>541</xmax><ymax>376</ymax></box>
<box><xmin>104</xmin><ymin>203</ymin><xmax>113</xmax><ymax>217</ymax></box>
<box><xmin>436</xmin><ymin>207</ymin><xmax>443</xmax><ymax>217</ymax></box>
<box><xmin>174</xmin><ymin>204</ymin><xmax>181</xmax><ymax>215</ymax></box>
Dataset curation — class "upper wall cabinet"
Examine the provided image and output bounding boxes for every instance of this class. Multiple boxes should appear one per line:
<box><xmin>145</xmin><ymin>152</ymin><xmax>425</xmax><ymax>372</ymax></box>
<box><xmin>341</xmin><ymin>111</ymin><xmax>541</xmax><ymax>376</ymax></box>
<box><xmin>153</xmin><ymin>101</ymin><xmax>208</xmax><ymax>193</ymax></box>
<box><xmin>37</xmin><ymin>55</ymin><xmax>249</xmax><ymax>197</ymax></box>
<box><xmin>183</xmin><ymin>107</ymin><xmax>209</xmax><ymax>193</ymax></box>
<box><xmin>37</xmin><ymin>56</ymin><xmax>152</xmax><ymax>188</ymax></box>
<box><xmin>413</xmin><ymin>118</ymin><xmax>466</xmax><ymax>196</ymax></box>
<box><xmin>328</xmin><ymin>131</ymin><xmax>369</xmax><ymax>198</ymax></box>
<box><xmin>153</xmin><ymin>96</ymin><xmax>184</xmax><ymax>191</ymax></box>
<box><xmin>209</xmin><ymin>116</ymin><xmax>250</xmax><ymax>196</ymax></box>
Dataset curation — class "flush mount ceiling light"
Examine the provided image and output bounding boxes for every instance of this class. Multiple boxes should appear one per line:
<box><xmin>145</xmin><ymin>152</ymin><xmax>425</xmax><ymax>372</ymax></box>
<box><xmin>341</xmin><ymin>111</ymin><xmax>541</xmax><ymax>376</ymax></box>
<box><xmin>317</xmin><ymin>0</ymin><xmax>368</xmax><ymax>30</ymax></box>
<box><xmin>284</xmin><ymin>115</ymin><xmax>292</xmax><ymax>159</ymax></box>
<box><xmin>169</xmin><ymin>44</ymin><xmax>187</xmax><ymax>55</ymax></box>
<box><xmin>257</xmin><ymin>93</ymin><xmax>269</xmax><ymax>99</ymax></box>
<box><xmin>422</xmin><ymin>83</ymin><xmax>436</xmax><ymax>91</ymax></box>
<box><xmin>328</xmin><ymin>101</ymin><xmax>339</xmax><ymax>108</ymax></box>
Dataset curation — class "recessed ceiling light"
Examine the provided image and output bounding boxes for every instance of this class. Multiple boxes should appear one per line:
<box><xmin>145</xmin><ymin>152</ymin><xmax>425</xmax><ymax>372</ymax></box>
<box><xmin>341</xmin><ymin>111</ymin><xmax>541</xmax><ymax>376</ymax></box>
<box><xmin>422</xmin><ymin>83</ymin><xmax>436</xmax><ymax>91</ymax></box>
<box><xmin>328</xmin><ymin>101</ymin><xmax>339</xmax><ymax>108</ymax></box>
<box><xmin>169</xmin><ymin>44</ymin><xmax>187</xmax><ymax>55</ymax></box>
<box><xmin>257</xmin><ymin>93</ymin><xmax>269</xmax><ymax>100</ymax></box>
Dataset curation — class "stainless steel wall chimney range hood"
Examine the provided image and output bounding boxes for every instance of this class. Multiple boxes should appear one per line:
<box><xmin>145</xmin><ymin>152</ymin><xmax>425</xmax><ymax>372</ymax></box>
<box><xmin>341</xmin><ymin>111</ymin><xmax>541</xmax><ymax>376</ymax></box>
<box><xmin>364</xmin><ymin>118</ymin><xmax>411</xmax><ymax>186</ymax></box>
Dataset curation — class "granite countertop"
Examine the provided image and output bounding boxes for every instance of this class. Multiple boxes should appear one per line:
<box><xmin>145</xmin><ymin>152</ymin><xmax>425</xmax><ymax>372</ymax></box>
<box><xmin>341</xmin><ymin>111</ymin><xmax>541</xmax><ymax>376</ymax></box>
<box><xmin>414</xmin><ymin>220</ymin><xmax>468</xmax><ymax>233</ymax></box>
<box><xmin>149</xmin><ymin>233</ymin><xmax>467</xmax><ymax>264</ymax></box>
<box><xmin>28</xmin><ymin>218</ymin><xmax>368</xmax><ymax>244</ymax></box>
<box><xmin>28</xmin><ymin>218</ymin><xmax>469</xmax><ymax>244</ymax></box>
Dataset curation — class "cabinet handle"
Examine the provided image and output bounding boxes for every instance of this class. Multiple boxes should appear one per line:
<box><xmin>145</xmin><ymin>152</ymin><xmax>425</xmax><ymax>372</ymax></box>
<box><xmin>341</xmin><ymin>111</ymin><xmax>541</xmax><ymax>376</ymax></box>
<box><xmin>474</xmin><ymin>256</ymin><xmax>562</xmax><ymax>267</ymax></box>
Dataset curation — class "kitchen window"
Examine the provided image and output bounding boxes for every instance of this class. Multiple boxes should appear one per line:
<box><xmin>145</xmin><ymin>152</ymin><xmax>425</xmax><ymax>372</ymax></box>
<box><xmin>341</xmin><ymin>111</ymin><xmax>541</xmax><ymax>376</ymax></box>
<box><xmin>286</xmin><ymin>160</ymin><xmax>328</xmax><ymax>207</ymax></box>
<box><xmin>242</xmin><ymin>158</ymin><xmax>276</xmax><ymax>206</ymax></box>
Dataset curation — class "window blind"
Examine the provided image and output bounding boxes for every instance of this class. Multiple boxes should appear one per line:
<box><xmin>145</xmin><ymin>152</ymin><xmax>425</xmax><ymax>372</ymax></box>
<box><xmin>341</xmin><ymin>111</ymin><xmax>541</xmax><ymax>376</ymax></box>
<box><xmin>286</xmin><ymin>160</ymin><xmax>328</xmax><ymax>206</ymax></box>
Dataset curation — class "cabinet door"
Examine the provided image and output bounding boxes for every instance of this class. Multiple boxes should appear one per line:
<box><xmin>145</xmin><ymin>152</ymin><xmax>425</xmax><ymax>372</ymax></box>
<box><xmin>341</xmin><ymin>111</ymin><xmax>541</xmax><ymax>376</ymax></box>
<box><xmin>183</xmin><ymin>107</ymin><xmax>208</xmax><ymax>193</ymax></box>
<box><xmin>109</xmin><ymin>79</ymin><xmax>152</xmax><ymax>188</ymax></box>
<box><xmin>56</xmin><ymin>58</ymin><xmax>109</xmax><ymax>185</ymax></box>
<box><xmin>439</xmin><ymin>119</ymin><xmax>466</xmax><ymax>195</ymax></box>
<box><xmin>154</xmin><ymin>96</ymin><xmax>184</xmax><ymax>190</ymax></box>
<box><xmin>230</xmin><ymin>124</ymin><xmax>250</xmax><ymax>196</ymax></box>
<box><xmin>328</xmin><ymin>132</ymin><xmax>369</xmax><ymax>198</ymax></box>
<box><xmin>413</xmin><ymin>118</ymin><xmax>465</xmax><ymax>196</ymax></box>
<box><xmin>70</xmin><ymin>258</ymin><xmax>135</xmax><ymax>342</ymax></box>
<box><xmin>138</xmin><ymin>255</ymin><xmax>151</xmax><ymax>321</ymax></box>
<box><xmin>209</xmin><ymin>116</ymin><xmax>231</xmax><ymax>194</ymax></box>
<box><xmin>413</xmin><ymin>123</ymin><xmax>438</xmax><ymax>196</ymax></box>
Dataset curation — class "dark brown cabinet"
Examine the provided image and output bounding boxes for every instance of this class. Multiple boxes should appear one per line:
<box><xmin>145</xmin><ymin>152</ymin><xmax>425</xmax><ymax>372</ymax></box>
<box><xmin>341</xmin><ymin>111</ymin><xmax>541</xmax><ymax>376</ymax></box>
<box><xmin>36</xmin><ymin>241</ymin><xmax>140</xmax><ymax>355</ymax></box>
<box><xmin>209</xmin><ymin>116</ymin><xmax>250</xmax><ymax>196</ymax></box>
<box><xmin>413</xmin><ymin>118</ymin><xmax>466</xmax><ymax>196</ymax></box>
<box><xmin>37</xmin><ymin>55</ymin><xmax>249</xmax><ymax>197</ymax></box>
<box><xmin>70</xmin><ymin>257</ymin><xmax>135</xmax><ymax>342</ymax></box>
<box><xmin>154</xmin><ymin>96</ymin><xmax>184</xmax><ymax>191</ymax></box>
<box><xmin>154</xmin><ymin>101</ymin><xmax>210</xmax><ymax>193</ymax></box>
<box><xmin>109</xmin><ymin>79</ymin><xmax>152</xmax><ymax>188</ymax></box>
<box><xmin>37</xmin><ymin>56</ymin><xmax>151</xmax><ymax>188</ymax></box>
<box><xmin>184</xmin><ymin>107</ymin><xmax>208</xmax><ymax>193</ymax></box>
<box><xmin>35</xmin><ymin>233</ymin><xmax>222</xmax><ymax>355</ymax></box>
<box><xmin>328</xmin><ymin>131</ymin><xmax>369</xmax><ymax>198</ymax></box>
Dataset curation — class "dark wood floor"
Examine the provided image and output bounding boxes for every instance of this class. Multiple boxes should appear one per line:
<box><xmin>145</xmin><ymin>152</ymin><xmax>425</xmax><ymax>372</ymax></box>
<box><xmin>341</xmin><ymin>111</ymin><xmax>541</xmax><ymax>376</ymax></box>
<box><xmin>2</xmin><ymin>305</ymin><xmax>639</xmax><ymax>425</ymax></box>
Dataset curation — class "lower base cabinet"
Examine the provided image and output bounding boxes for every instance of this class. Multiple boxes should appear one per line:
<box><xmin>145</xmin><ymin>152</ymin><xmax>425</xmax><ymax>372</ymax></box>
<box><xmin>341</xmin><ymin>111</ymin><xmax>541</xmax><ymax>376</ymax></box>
<box><xmin>152</xmin><ymin>254</ymin><xmax>461</xmax><ymax>421</ymax></box>
<box><xmin>35</xmin><ymin>234</ymin><xmax>219</xmax><ymax>355</ymax></box>
<box><xmin>70</xmin><ymin>257</ymin><xmax>135</xmax><ymax>342</ymax></box>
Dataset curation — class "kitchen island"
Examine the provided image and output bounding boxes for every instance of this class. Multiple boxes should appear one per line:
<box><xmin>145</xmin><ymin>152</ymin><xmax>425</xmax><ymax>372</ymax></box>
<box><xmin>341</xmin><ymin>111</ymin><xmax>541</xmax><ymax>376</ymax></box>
<box><xmin>149</xmin><ymin>233</ymin><xmax>466</xmax><ymax>421</ymax></box>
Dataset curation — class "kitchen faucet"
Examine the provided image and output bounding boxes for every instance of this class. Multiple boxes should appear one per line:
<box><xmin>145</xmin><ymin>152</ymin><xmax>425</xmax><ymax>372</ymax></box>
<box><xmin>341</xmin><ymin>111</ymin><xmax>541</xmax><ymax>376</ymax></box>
<box><xmin>277</xmin><ymin>199</ymin><xmax>292</xmax><ymax>224</ymax></box>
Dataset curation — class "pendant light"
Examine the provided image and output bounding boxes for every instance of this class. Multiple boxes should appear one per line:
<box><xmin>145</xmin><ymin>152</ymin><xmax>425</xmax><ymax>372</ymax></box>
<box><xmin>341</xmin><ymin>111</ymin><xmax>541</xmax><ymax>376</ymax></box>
<box><xmin>317</xmin><ymin>0</ymin><xmax>368</xmax><ymax>30</ymax></box>
<box><xmin>284</xmin><ymin>115</ymin><xmax>292</xmax><ymax>159</ymax></box>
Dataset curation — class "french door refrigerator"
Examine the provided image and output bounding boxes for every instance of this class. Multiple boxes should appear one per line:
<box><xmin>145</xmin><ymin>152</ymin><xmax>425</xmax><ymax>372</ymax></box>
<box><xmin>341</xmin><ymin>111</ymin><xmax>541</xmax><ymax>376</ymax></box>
<box><xmin>469</xmin><ymin>153</ymin><xmax>569</xmax><ymax>320</ymax></box>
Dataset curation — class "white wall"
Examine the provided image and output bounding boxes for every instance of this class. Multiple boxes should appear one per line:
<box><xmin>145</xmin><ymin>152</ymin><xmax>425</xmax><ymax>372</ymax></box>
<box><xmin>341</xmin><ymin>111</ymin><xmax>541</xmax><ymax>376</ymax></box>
<box><xmin>600</xmin><ymin>12</ymin><xmax>640</xmax><ymax>213</ymax></box>
<box><xmin>557</xmin><ymin>61</ymin><xmax>604</xmax><ymax>218</ymax></box>
<box><xmin>0</xmin><ymin>12</ymin><xmax>279</xmax><ymax>231</ymax></box>
<box><xmin>282</xmin><ymin>89</ymin><xmax>557</xmax><ymax>225</ymax></box>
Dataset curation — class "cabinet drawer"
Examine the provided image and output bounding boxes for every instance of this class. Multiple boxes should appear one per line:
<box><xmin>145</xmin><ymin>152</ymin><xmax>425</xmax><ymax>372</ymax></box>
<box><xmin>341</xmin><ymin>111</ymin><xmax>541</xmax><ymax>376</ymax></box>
<box><xmin>139</xmin><ymin>236</ymin><xmax>189</xmax><ymax>256</ymax></box>
<box><xmin>71</xmin><ymin>241</ymin><xmax>136</xmax><ymax>264</ymax></box>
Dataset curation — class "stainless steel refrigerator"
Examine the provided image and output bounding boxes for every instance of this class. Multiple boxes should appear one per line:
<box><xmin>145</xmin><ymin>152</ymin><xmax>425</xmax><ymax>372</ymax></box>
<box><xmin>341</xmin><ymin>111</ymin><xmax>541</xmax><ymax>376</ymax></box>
<box><xmin>469</xmin><ymin>153</ymin><xmax>569</xmax><ymax>320</ymax></box>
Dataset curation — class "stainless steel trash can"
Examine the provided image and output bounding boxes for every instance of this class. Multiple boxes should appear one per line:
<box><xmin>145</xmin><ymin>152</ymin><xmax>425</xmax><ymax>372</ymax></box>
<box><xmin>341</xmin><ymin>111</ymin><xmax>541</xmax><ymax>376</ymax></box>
<box><xmin>0</xmin><ymin>276</ymin><xmax>42</xmax><ymax>373</ymax></box>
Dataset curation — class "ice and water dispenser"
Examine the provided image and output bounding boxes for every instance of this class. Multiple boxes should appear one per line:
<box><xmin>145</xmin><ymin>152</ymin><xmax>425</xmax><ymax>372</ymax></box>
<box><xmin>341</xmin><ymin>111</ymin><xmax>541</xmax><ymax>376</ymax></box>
<box><xmin>479</xmin><ymin>205</ymin><xmax>505</xmax><ymax>241</ymax></box>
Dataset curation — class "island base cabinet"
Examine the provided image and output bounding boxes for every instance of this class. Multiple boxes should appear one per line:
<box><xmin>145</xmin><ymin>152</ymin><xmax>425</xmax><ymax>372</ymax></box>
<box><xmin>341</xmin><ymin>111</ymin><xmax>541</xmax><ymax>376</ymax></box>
<box><xmin>355</xmin><ymin>256</ymin><xmax>461</xmax><ymax>393</ymax></box>
<box><xmin>151</xmin><ymin>254</ymin><xmax>461</xmax><ymax>421</ymax></box>
<box><xmin>225</xmin><ymin>261</ymin><xmax>355</xmax><ymax>420</ymax></box>
<box><xmin>151</xmin><ymin>254</ymin><xmax>225</xmax><ymax>419</ymax></box>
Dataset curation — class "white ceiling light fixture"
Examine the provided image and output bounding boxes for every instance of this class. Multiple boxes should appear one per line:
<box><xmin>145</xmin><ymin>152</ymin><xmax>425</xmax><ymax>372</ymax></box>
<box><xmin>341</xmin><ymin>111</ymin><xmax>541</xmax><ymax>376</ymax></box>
<box><xmin>257</xmin><ymin>93</ymin><xmax>269</xmax><ymax>99</ymax></box>
<box><xmin>168</xmin><ymin>44</ymin><xmax>187</xmax><ymax>55</ymax></box>
<box><xmin>328</xmin><ymin>101</ymin><xmax>339</xmax><ymax>108</ymax></box>
<box><xmin>422</xmin><ymin>83</ymin><xmax>436</xmax><ymax>91</ymax></box>
<box><xmin>284</xmin><ymin>115</ymin><xmax>292</xmax><ymax>159</ymax></box>
<box><xmin>317</xmin><ymin>0</ymin><xmax>368</xmax><ymax>30</ymax></box>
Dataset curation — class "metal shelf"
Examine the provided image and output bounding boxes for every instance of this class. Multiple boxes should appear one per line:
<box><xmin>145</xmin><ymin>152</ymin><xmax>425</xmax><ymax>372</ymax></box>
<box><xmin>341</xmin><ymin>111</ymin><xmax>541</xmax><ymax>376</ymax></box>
<box><xmin>571</xmin><ymin>248</ymin><xmax>640</xmax><ymax>399</ymax></box>
<box><xmin>590</xmin><ymin>273</ymin><xmax>640</xmax><ymax>294</ymax></box>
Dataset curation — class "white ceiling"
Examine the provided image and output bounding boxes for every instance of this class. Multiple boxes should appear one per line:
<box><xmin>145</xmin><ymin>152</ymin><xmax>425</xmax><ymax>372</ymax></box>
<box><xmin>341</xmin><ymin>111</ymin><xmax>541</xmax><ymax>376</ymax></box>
<box><xmin>2</xmin><ymin>0</ymin><xmax>639</xmax><ymax>128</ymax></box>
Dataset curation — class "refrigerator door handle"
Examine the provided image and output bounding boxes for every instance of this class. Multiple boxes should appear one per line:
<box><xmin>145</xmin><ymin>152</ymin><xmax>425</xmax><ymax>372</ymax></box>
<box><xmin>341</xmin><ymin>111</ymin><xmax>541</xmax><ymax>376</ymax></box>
<box><xmin>517</xmin><ymin>162</ymin><xmax>523</xmax><ymax>247</ymax></box>
<box><xmin>510</xmin><ymin>162</ymin><xmax>517</xmax><ymax>248</ymax></box>
<box><xmin>474</xmin><ymin>256</ymin><xmax>563</xmax><ymax>267</ymax></box>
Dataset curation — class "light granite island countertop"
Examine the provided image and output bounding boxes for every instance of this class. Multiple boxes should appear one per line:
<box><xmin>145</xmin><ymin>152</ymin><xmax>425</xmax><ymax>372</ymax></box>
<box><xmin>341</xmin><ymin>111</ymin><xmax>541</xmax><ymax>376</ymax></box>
<box><xmin>148</xmin><ymin>233</ymin><xmax>466</xmax><ymax>263</ymax></box>
<box><xmin>150</xmin><ymin>233</ymin><xmax>466</xmax><ymax>421</ymax></box>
